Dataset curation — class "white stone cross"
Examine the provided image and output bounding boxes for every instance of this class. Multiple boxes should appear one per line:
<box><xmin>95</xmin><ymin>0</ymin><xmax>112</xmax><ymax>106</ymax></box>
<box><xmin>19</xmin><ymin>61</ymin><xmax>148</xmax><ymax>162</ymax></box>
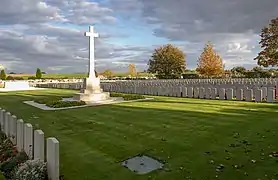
<box><xmin>85</xmin><ymin>25</ymin><xmax>99</xmax><ymax>78</ymax></box>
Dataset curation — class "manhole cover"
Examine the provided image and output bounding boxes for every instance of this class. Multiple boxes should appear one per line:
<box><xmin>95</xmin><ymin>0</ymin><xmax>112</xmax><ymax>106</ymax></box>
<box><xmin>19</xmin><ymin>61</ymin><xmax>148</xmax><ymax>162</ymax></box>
<box><xmin>122</xmin><ymin>155</ymin><xmax>164</xmax><ymax>174</ymax></box>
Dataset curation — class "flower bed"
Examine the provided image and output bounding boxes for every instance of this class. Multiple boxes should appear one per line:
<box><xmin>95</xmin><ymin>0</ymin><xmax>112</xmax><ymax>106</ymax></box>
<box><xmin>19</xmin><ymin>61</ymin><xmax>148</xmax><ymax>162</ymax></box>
<box><xmin>0</xmin><ymin>132</ymin><xmax>47</xmax><ymax>179</ymax></box>
<box><xmin>34</xmin><ymin>96</ymin><xmax>86</xmax><ymax>108</ymax></box>
<box><xmin>33</xmin><ymin>93</ymin><xmax>146</xmax><ymax>109</ymax></box>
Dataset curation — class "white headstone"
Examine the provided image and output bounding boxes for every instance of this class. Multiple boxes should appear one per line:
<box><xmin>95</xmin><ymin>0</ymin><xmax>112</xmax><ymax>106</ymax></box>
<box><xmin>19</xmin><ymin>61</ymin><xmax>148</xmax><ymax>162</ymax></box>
<box><xmin>205</xmin><ymin>88</ymin><xmax>211</xmax><ymax>99</ymax></box>
<box><xmin>10</xmin><ymin>115</ymin><xmax>17</xmax><ymax>144</ymax></box>
<box><xmin>267</xmin><ymin>89</ymin><xmax>275</xmax><ymax>103</ymax></box>
<box><xmin>255</xmin><ymin>89</ymin><xmax>262</xmax><ymax>102</ymax></box>
<box><xmin>34</xmin><ymin>130</ymin><xmax>45</xmax><ymax>160</ymax></box>
<box><xmin>226</xmin><ymin>88</ymin><xmax>233</xmax><ymax>100</ymax></box>
<box><xmin>16</xmin><ymin>119</ymin><xmax>24</xmax><ymax>151</ymax></box>
<box><xmin>0</xmin><ymin>108</ymin><xmax>3</xmax><ymax>130</ymax></box>
<box><xmin>4</xmin><ymin>112</ymin><xmax>11</xmax><ymax>136</ymax></box>
<box><xmin>24</xmin><ymin>123</ymin><xmax>33</xmax><ymax>159</ymax></box>
<box><xmin>47</xmin><ymin>137</ymin><xmax>59</xmax><ymax>180</ymax></box>
<box><xmin>219</xmin><ymin>88</ymin><xmax>225</xmax><ymax>100</ymax></box>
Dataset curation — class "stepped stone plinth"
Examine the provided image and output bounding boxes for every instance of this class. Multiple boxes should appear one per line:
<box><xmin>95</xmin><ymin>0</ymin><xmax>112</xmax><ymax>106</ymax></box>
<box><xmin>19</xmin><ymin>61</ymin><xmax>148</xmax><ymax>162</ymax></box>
<box><xmin>74</xmin><ymin>77</ymin><xmax>112</xmax><ymax>103</ymax></box>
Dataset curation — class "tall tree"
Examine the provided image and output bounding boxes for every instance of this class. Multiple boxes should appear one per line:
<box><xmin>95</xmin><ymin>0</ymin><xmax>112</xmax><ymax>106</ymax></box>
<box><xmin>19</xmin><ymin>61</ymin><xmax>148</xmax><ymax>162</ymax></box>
<box><xmin>0</xmin><ymin>70</ymin><xmax>6</xmax><ymax>80</ymax></box>
<box><xmin>102</xmin><ymin>69</ymin><xmax>113</xmax><ymax>78</ymax></box>
<box><xmin>128</xmin><ymin>64</ymin><xmax>137</xmax><ymax>77</ymax></box>
<box><xmin>148</xmin><ymin>44</ymin><xmax>186</xmax><ymax>79</ymax></box>
<box><xmin>231</xmin><ymin>66</ymin><xmax>246</xmax><ymax>77</ymax></box>
<box><xmin>36</xmin><ymin>68</ymin><xmax>42</xmax><ymax>79</ymax></box>
<box><xmin>255</xmin><ymin>17</ymin><xmax>278</xmax><ymax>67</ymax></box>
<box><xmin>196</xmin><ymin>42</ymin><xmax>224</xmax><ymax>77</ymax></box>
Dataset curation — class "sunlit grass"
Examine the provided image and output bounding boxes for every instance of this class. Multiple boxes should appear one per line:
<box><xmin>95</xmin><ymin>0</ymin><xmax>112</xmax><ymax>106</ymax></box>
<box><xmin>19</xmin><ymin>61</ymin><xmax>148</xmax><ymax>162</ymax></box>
<box><xmin>0</xmin><ymin>89</ymin><xmax>278</xmax><ymax>180</ymax></box>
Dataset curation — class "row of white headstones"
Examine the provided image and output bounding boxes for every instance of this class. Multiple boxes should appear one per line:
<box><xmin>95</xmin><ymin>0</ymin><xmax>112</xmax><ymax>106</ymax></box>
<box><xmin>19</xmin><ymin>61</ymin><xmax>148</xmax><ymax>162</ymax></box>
<box><xmin>0</xmin><ymin>108</ymin><xmax>59</xmax><ymax>180</ymax></box>
<box><xmin>102</xmin><ymin>84</ymin><xmax>276</xmax><ymax>102</ymax></box>
<box><xmin>34</xmin><ymin>81</ymin><xmax>276</xmax><ymax>102</ymax></box>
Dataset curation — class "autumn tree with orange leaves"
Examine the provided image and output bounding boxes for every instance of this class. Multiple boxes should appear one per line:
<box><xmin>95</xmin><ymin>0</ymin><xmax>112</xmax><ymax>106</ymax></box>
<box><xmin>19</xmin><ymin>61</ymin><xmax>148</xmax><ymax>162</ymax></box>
<box><xmin>128</xmin><ymin>64</ymin><xmax>137</xmax><ymax>77</ymax></box>
<box><xmin>196</xmin><ymin>42</ymin><xmax>224</xmax><ymax>77</ymax></box>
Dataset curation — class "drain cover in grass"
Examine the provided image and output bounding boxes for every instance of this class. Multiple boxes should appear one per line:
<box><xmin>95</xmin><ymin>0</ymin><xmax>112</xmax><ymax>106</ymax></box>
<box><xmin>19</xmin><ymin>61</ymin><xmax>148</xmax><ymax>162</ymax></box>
<box><xmin>122</xmin><ymin>155</ymin><xmax>164</xmax><ymax>174</ymax></box>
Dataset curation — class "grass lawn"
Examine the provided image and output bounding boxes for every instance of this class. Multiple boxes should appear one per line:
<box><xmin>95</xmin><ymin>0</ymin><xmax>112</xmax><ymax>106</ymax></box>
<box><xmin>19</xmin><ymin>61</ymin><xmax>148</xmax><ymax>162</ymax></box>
<box><xmin>0</xmin><ymin>89</ymin><xmax>278</xmax><ymax>180</ymax></box>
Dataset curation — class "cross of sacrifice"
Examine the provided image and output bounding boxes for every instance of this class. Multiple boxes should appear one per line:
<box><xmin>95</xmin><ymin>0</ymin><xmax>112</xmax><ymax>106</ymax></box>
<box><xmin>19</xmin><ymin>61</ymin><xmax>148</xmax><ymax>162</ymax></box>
<box><xmin>85</xmin><ymin>25</ymin><xmax>99</xmax><ymax>78</ymax></box>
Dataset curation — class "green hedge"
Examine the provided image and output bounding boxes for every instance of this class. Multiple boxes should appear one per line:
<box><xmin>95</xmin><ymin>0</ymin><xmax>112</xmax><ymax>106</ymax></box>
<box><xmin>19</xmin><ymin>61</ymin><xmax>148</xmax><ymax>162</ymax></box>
<box><xmin>34</xmin><ymin>97</ymin><xmax>86</xmax><ymax>108</ymax></box>
<box><xmin>110</xmin><ymin>93</ymin><xmax>145</xmax><ymax>100</ymax></box>
<box><xmin>46</xmin><ymin>100</ymin><xmax>86</xmax><ymax>108</ymax></box>
<box><xmin>34</xmin><ymin>93</ymin><xmax>146</xmax><ymax>108</ymax></box>
<box><xmin>34</xmin><ymin>97</ymin><xmax>62</xmax><ymax>104</ymax></box>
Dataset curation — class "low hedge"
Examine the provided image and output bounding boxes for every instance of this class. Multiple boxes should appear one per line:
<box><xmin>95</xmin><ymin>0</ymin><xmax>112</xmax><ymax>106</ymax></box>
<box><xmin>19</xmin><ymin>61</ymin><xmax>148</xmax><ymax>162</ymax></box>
<box><xmin>110</xmin><ymin>93</ymin><xmax>145</xmax><ymax>100</ymax></box>
<box><xmin>34</xmin><ymin>93</ymin><xmax>145</xmax><ymax>108</ymax></box>
<box><xmin>34</xmin><ymin>97</ymin><xmax>86</xmax><ymax>108</ymax></box>
<box><xmin>34</xmin><ymin>97</ymin><xmax>62</xmax><ymax>104</ymax></box>
<box><xmin>46</xmin><ymin>100</ymin><xmax>86</xmax><ymax>108</ymax></box>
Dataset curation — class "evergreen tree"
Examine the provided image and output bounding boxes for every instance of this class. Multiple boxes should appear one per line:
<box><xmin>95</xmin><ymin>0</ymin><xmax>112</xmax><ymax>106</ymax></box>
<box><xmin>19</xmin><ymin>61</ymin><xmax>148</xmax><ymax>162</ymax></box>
<box><xmin>36</xmin><ymin>68</ymin><xmax>42</xmax><ymax>79</ymax></box>
<box><xmin>0</xmin><ymin>70</ymin><xmax>6</xmax><ymax>80</ymax></box>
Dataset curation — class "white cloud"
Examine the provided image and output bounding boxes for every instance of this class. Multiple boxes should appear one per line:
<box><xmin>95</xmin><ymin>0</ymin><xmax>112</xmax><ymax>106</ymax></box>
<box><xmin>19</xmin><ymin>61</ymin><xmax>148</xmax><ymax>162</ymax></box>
<box><xmin>0</xmin><ymin>0</ymin><xmax>277</xmax><ymax>73</ymax></box>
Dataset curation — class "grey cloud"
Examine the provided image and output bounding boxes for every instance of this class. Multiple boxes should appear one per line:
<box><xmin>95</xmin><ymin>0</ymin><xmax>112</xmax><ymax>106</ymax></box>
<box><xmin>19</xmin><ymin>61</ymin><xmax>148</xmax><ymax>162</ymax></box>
<box><xmin>0</xmin><ymin>24</ymin><xmax>151</xmax><ymax>73</ymax></box>
<box><xmin>126</xmin><ymin>0</ymin><xmax>278</xmax><ymax>68</ymax></box>
<box><xmin>0</xmin><ymin>0</ymin><xmax>148</xmax><ymax>73</ymax></box>
<box><xmin>0</xmin><ymin>0</ymin><xmax>117</xmax><ymax>26</ymax></box>
<box><xmin>139</xmin><ymin>0</ymin><xmax>278</xmax><ymax>35</ymax></box>
<box><xmin>46</xmin><ymin>0</ymin><xmax>117</xmax><ymax>25</ymax></box>
<box><xmin>0</xmin><ymin>0</ymin><xmax>61</xmax><ymax>25</ymax></box>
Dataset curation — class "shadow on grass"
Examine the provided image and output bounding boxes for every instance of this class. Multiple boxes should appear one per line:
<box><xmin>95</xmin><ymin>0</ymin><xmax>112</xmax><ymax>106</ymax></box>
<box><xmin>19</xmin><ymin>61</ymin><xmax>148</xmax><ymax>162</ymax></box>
<box><xmin>1</xmin><ymin>91</ymin><xmax>278</xmax><ymax>180</ymax></box>
<box><xmin>146</xmin><ymin>97</ymin><xmax>278</xmax><ymax>111</ymax></box>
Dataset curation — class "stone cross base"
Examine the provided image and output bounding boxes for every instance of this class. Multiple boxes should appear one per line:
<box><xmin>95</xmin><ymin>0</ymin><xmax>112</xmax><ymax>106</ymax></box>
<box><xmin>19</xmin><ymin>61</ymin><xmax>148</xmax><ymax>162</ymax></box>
<box><xmin>74</xmin><ymin>92</ymin><xmax>110</xmax><ymax>102</ymax></box>
<box><xmin>82</xmin><ymin>77</ymin><xmax>102</xmax><ymax>93</ymax></box>
<box><xmin>73</xmin><ymin>77</ymin><xmax>111</xmax><ymax>103</ymax></box>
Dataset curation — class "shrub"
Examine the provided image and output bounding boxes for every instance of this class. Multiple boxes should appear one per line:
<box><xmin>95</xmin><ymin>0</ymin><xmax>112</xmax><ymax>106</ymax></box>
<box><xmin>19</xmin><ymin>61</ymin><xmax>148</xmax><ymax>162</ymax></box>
<box><xmin>0</xmin><ymin>84</ymin><xmax>4</xmax><ymax>88</ymax></box>
<box><xmin>14</xmin><ymin>77</ymin><xmax>24</xmax><ymax>80</ymax></box>
<box><xmin>12</xmin><ymin>159</ymin><xmax>47</xmax><ymax>180</ymax></box>
<box><xmin>0</xmin><ymin>70</ymin><xmax>6</xmax><ymax>80</ymax></box>
<box><xmin>0</xmin><ymin>139</ymin><xmax>17</xmax><ymax>163</ymax></box>
<box><xmin>34</xmin><ymin>97</ymin><xmax>62</xmax><ymax>104</ymax></box>
<box><xmin>36</xmin><ymin>68</ymin><xmax>42</xmax><ymax>79</ymax></box>
<box><xmin>110</xmin><ymin>93</ymin><xmax>145</xmax><ymax>100</ymax></box>
<box><xmin>46</xmin><ymin>100</ymin><xmax>86</xmax><ymax>108</ymax></box>
<box><xmin>0</xmin><ymin>132</ymin><xmax>6</xmax><ymax>144</ymax></box>
<box><xmin>34</xmin><ymin>97</ymin><xmax>86</xmax><ymax>108</ymax></box>
<box><xmin>0</xmin><ymin>151</ymin><xmax>28</xmax><ymax>179</ymax></box>
<box><xmin>28</xmin><ymin>76</ymin><xmax>37</xmax><ymax>80</ymax></box>
<box><xmin>6</xmin><ymin>76</ymin><xmax>14</xmax><ymax>80</ymax></box>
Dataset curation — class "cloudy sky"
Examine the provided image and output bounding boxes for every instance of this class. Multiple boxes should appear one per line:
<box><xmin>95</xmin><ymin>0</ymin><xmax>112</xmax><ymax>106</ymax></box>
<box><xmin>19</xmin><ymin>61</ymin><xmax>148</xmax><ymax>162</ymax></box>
<box><xmin>0</xmin><ymin>0</ymin><xmax>277</xmax><ymax>74</ymax></box>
